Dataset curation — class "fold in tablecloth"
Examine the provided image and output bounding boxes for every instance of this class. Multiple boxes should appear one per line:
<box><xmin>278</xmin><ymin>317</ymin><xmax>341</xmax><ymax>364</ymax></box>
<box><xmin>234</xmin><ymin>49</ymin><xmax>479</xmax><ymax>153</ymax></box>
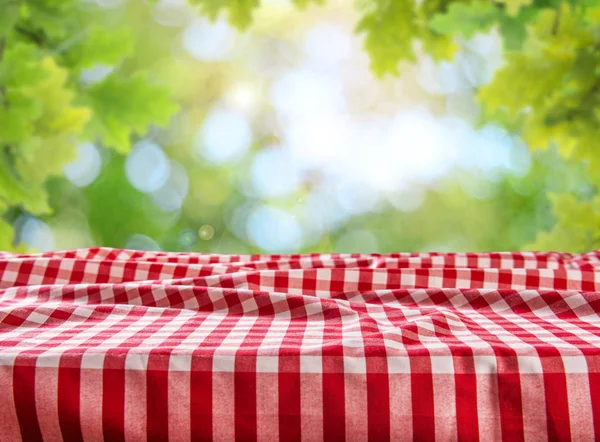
<box><xmin>0</xmin><ymin>248</ymin><xmax>599</xmax><ymax>441</ymax></box>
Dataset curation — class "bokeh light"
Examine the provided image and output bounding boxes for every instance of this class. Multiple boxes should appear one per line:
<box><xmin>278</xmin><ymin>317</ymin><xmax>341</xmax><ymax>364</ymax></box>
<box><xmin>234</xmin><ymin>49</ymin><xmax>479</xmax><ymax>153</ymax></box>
<box><xmin>125</xmin><ymin>234</ymin><xmax>161</xmax><ymax>251</ymax></box>
<box><xmin>151</xmin><ymin>161</ymin><xmax>190</xmax><ymax>212</ymax></box>
<box><xmin>64</xmin><ymin>142</ymin><xmax>102</xmax><ymax>188</ymax></box>
<box><xmin>183</xmin><ymin>18</ymin><xmax>237</xmax><ymax>61</ymax></box>
<box><xmin>251</xmin><ymin>146</ymin><xmax>301</xmax><ymax>198</ymax></box>
<box><xmin>178</xmin><ymin>228</ymin><xmax>198</xmax><ymax>247</ymax></box>
<box><xmin>199</xmin><ymin>224</ymin><xmax>215</xmax><ymax>240</ymax></box>
<box><xmin>195</xmin><ymin>107</ymin><xmax>252</xmax><ymax>164</ymax></box>
<box><xmin>16</xmin><ymin>217</ymin><xmax>55</xmax><ymax>252</ymax></box>
<box><xmin>80</xmin><ymin>65</ymin><xmax>115</xmax><ymax>84</ymax></box>
<box><xmin>247</xmin><ymin>205</ymin><xmax>302</xmax><ymax>253</ymax></box>
<box><xmin>13</xmin><ymin>0</ymin><xmax>567</xmax><ymax>256</ymax></box>
<box><xmin>126</xmin><ymin>140</ymin><xmax>171</xmax><ymax>193</ymax></box>
<box><xmin>152</xmin><ymin>0</ymin><xmax>192</xmax><ymax>27</ymax></box>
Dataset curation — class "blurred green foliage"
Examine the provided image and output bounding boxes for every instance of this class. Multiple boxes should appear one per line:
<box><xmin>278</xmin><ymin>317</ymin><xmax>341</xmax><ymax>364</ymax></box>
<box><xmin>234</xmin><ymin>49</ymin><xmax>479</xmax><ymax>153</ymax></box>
<box><xmin>0</xmin><ymin>0</ymin><xmax>598</xmax><ymax>252</ymax></box>
<box><xmin>0</xmin><ymin>0</ymin><xmax>178</xmax><ymax>249</ymax></box>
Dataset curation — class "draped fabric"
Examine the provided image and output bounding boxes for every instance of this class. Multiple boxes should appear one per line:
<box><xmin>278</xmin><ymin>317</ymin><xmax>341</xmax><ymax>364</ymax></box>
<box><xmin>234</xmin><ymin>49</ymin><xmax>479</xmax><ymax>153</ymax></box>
<box><xmin>1</xmin><ymin>247</ymin><xmax>599</xmax><ymax>441</ymax></box>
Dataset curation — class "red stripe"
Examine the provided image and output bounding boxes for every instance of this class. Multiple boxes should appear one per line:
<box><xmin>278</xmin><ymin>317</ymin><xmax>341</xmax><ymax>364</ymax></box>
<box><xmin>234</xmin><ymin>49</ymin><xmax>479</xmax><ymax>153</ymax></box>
<box><xmin>274</xmin><ymin>273</ymin><xmax>290</xmax><ymax>292</ymax></box>
<box><xmin>233</xmin><ymin>297</ymin><xmax>276</xmax><ymax>442</ymax></box>
<box><xmin>41</xmin><ymin>259</ymin><xmax>59</xmax><ymax>284</ymax></box>
<box><xmin>525</xmin><ymin>272</ymin><xmax>540</xmax><ymax>290</ymax></box>
<box><xmin>589</xmin><ymin>372</ymin><xmax>600</xmax><ymax>439</ymax></box>
<box><xmin>544</xmin><ymin>372</ymin><xmax>571</xmax><ymax>441</ymax></box>
<box><xmin>235</xmin><ymin>369</ymin><xmax>257</xmax><ymax>441</ymax></box>
<box><xmin>323</xmin><ymin>372</ymin><xmax>346</xmax><ymax>441</ymax></box>
<box><xmin>322</xmin><ymin>283</ymin><xmax>345</xmax><ymax>441</ymax></box>
<box><xmin>552</xmin><ymin>269</ymin><xmax>568</xmax><ymax>290</ymax></box>
<box><xmin>15</xmin><ymin>260</ymin><xmax>34</xmax><ymax>286</ymax></box>
<box><xmin>278</xmin><ymin>370</ymin><xmax>301</xmax><ymax>442</ymax></box>
<box><xmin>190</xmin><ymin>358</ymin><xmax>213</xmax><ymax>441</ymax></box>
<box><xmin>278</xmin><ymin>296</ymin><xmax>307</xmax><ymax>441</ymax></box>
<box><xmin>497</xmin><ymin>372</ymin><xmax>525</xmax><ymax>442</ymax></box>
<box><xmin>70</xmin><ymin>260</ymin><xmax>87</xmax><ymax>284</ymax></box>
<box><xmin>498</xmin><ymin>269</ymin><xmax>513</xmax><ymax>289</ymax></box>
<box><xmin>363</xmin><ymin>322</ymin><xmax>390</xmax><ymax>441</ymax></box>
<box><xmin>581</xmin><ymin>271</ymin><xmax>596</xmax><ymax>291</ymax></box>
<box><xmin>0</xmin><ymin>258</ymin><xmax>7</xmax><ymax>281</ymax></box>
<box><xmin>367</xmin><ymin>371</ymin><xmax>390</xmax><ymax>442</ymax></box>
<box><xmin>58</xmin><ymin>357</ymin><xmax>84</xmax><ymax>441</ymax></box>
<box><xmin>411</xmin><ymin>372</ymin><xmax>435</xmax><ymax>441</ymax></box>
<box><xmin>147</xmin><ymin>362</ymin><xmax>170</xmax><ymax>441</ymax></box>
<box><xmin>13</xmin><ymin>362</ymin><xmax>43</xmax><ymax>442</ymax></box>
<box><xmin>97</xmin><ymin>262</ymin><xmax>111</xmax><ymax>283</ymax></box>
<box><xmin>455</xmin><ymin>372</ymin><xmax>479</xmax><ymax>441</ymax></box>
<box><xmin>443</xmin><ymin>268</ymin><xmax>458</xmax><ymax>287</ymax></box>
<box><xmin>469</xmin><ymin>269</ymin><xmax>485</xmax><ymax>289</ymax></box>
<box><xmin>102</xmin><ymin>362</ymin><xmax>126</xmax><ymax>442</ymax></box>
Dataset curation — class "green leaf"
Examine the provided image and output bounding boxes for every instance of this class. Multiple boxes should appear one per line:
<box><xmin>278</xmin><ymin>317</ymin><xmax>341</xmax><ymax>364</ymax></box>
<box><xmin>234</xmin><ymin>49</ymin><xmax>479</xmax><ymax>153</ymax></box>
<box><xmin>187</xmin><ymin>0</ymin><xmax>260</xmax><ymax>29</ymax></box>
<box><xmin>429</xmin><ymin>1</ymin><xmax>549</xmax><ymax>52</ymax></box>
<box><xmin>291</xmin><ymin>0</ymin><xmax>325</xmax><ymax>9</ymax></box>
<box><xmin>0</xmin><ymin>108</ymin><xmax>33</xmax><ymax>144</ymax></box>
<box><xmin>495</xmin><ymin>0</ymin><xmax>533</xmax><ymax>16</ymax></box>
<box><xmin>0</xmin><ymin>152</ymin><xmax>51</xmax><ymax>214</ymax></box>
<box><xmin>61</xmin><ymin>26</ymin><xmax>134</xmax><ymax>69</ymax></box>
<box><xmin>21</xmin><ymin>0</ymin><xmax>80</xmax><ymax>40</ymax></box>
<box><xmin>1</xmin><ymin>55</ymin><xmax>90</xmax><ymax>212</ymax></box>
<box><xmin>498</xmin><ymin>14</ymin><xmax>529</xmax><ymax>50</ymax></box>
<box><xmin>527</xmin><ymin>193</ymin><xmax>600</xmax><ymax>252</ymax></box>
<box><xmin>0</xmin><ymin>42</ymin><xmax>45</xmax><ymax>88</ymax></box>
<box><xmin>526</xmin><ymin>226</ymin><xmax>589</xmax><ymax>252</ymax></box>
<box><xmin>86</xmin><ymin>72</ymin><xmax>178</xmax><ymax>153</ymax></box>
<box><xmin>550</xmin><ymin>193</ymin><xmax>597</xmax><ymax>228</ymax></box>
<box><xmin>0</xmin><ymin>0</ymin><xmax>19</xmax><ymax>38</ymax></box>
<box><xmin>356</xmin><ymin>0</ymin><xmax>421</xmax><ymax>76</ymax></box>
<box><xmin>15</xmin><ymin>133</ymin><xmax>82</xmax><ymax>184</ymax></box>
<box><xmin>30</xmin><ymin>58</ymin><xmax>90</xmax><ymax>134</ymax></box>
<box><xmin>430</xmin><ymin>2</ymin><xmax>500</xmax><ymax>39</ymax></box>
<box><xmin>478</xmin><ymin>53</ymin><xmax>571</xmax><ymax>121</ymax></box>
<box><xmin>5</xmin><ymin>88</ymin><xmax>42</xmax><ymax>119</ymax></box>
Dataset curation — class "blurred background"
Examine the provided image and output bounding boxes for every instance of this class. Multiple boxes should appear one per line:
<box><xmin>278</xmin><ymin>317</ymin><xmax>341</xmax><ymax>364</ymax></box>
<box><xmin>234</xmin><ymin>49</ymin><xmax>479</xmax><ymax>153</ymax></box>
<box><xmin>0</xmin><ymin>0</ymin><xmax>593</xmax><ymax>254</ymax></box>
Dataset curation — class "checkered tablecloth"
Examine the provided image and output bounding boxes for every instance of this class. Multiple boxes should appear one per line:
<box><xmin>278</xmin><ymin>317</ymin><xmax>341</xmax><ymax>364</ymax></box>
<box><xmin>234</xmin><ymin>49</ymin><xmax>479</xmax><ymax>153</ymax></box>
<box><xmin>1</xmin><ymin>247</ymin><xmax>599</xmax><ymax>441</ymax></box>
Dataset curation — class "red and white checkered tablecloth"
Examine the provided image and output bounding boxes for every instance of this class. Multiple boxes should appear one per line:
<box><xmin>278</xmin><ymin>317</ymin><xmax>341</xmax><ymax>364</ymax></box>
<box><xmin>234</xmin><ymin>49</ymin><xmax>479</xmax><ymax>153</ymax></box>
<box><xmin>1</xmin><ymin>247</ymin><xmax>599</xmax><ymax>441</ymax></box>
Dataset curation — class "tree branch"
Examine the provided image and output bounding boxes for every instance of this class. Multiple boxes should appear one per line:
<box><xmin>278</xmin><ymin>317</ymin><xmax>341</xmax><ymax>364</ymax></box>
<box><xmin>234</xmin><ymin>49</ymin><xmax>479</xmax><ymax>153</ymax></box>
<box><xmin>14</xmin><ymin>25</ymin><xmax>46</xmax><ymax>48</ymax></box>
<box><xmin>552</xmin><ymin>2</ymin><xmax>562</xmax><ymax>35</ymax></box>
